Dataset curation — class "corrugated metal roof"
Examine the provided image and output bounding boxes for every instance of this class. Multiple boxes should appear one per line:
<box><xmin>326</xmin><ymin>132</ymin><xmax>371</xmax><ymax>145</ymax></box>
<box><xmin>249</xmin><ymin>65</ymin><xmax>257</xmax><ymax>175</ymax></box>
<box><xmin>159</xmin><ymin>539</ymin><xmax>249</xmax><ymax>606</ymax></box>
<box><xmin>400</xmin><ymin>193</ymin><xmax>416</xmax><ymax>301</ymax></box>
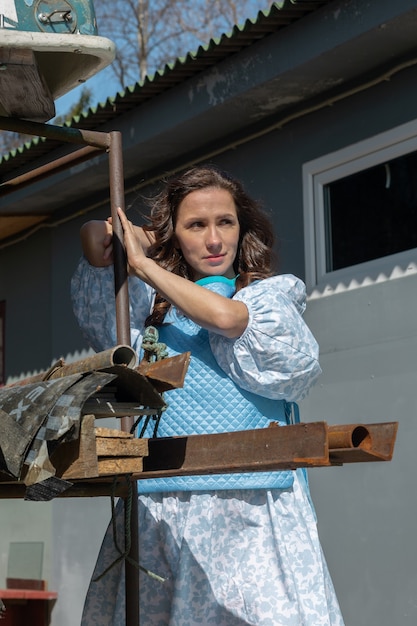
<box><xmin>0</xmin><ymin>0</ymin><xmax>331</xmax><ymax>178</ymax></box>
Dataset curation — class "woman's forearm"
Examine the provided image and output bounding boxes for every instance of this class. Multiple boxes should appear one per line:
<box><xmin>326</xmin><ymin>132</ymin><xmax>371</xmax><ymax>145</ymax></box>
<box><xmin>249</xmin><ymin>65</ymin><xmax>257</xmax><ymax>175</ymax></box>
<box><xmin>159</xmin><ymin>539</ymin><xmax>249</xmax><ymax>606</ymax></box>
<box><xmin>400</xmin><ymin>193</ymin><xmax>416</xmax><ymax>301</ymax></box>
<box><xmin>117</xmin><ymin>209</ymin><xmax>248</xmax><ymax>338</ymax></box>
<box><xmin>138</xmin><ymin>257</ymin><xmax>248</xmax><ymax>338</ymax></box>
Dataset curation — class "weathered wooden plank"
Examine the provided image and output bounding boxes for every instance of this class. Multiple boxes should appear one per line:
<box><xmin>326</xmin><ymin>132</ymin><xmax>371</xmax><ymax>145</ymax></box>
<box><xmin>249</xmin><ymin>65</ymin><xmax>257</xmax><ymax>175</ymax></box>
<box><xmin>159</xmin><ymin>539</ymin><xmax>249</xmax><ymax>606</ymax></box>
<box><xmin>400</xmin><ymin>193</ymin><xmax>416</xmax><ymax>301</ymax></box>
<box><xmin>0</xmin><ymin>48</ymin><xmax>54</xmax><ymax>121</ymax></box>
<box><xmin>59</xmin><ymin>415</ymin><xmax>99</xmax><ymax>480</ymax></box>
<box><xmin>96</xmin><ymin>437</ymin><xmax>148</xmax><ymax>458</ymax></box>
<box><xmin>95</xmin><ymin>427</ymin><xmax>134</xmax><ymax>438</ymax></box>
<box><xmin>98</xmin><ymin>457</ymin><xmax>143</xmax><ymax>475</ymax></box>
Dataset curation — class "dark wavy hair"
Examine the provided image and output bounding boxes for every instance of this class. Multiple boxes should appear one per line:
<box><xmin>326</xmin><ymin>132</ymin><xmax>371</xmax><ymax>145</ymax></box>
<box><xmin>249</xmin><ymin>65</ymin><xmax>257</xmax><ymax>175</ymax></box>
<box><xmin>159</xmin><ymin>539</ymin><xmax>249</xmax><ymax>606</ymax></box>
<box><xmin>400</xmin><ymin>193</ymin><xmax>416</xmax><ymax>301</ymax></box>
<box><xmin>144</xmin><ymin>164</ymin><xmax>277</xmax><ymax>325</ymax></box>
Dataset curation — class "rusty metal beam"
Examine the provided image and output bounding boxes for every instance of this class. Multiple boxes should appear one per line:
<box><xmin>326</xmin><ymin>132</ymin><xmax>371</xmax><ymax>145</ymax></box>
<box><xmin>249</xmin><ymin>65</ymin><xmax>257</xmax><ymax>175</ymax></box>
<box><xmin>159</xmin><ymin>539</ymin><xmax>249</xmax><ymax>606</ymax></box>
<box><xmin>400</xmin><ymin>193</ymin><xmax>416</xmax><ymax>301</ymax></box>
<box><xmin>0</xmin><ymin>421</ymin><xmax>399</xmax><ymax>499</ymax></box>
<box><xmin>0</xmin><ymin>145</ymin><xmax>103</xmax><ymax>194</ymax></box>
<box><xmin>0</xmin><ymin>115</ymin><xmax>111</xmax><ymax>149</ymax></box>
<box><xmin>141</xmin><ymin>422</ymin><xmax>329</xmax><ymax>477</ymax></box>
<box><xmin>137</xmin><ymin>421</ymin><xmax>398</xmax><ymax>479</ymax></box>
<box><xmin>0</xmin><ymin>420</ymin><xmax>398</xmax><ymax>499</ymax></box>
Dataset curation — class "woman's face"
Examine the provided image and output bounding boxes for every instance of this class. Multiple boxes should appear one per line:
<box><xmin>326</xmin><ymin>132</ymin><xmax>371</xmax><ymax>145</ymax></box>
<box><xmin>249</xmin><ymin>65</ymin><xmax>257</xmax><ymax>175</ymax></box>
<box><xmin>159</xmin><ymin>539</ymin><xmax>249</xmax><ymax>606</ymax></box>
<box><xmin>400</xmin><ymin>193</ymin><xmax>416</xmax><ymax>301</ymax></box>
<box><xmin>174</xmin><ymin>187</ymin><xmax>240</xmax><ymax>281</ymax></box>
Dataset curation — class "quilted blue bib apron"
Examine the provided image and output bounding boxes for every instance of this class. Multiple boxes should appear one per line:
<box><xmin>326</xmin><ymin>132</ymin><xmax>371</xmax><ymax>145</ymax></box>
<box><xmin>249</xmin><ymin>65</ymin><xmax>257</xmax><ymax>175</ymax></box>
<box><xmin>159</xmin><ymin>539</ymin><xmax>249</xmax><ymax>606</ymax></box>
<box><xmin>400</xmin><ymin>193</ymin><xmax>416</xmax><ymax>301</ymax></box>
<box><xmin>137</xmin><ymin>276</ymin><xmax>295</xmax><ymax>493</ymax></box>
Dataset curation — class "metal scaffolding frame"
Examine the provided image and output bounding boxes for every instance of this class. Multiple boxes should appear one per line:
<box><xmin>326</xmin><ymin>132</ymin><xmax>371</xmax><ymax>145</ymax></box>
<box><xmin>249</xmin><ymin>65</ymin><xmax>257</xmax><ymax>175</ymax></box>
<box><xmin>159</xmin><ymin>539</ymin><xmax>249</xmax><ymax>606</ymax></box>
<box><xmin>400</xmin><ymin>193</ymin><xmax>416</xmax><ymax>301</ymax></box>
<box><xmin>0</xmin><ymin>115</ymin><xmax>139</xmax><ymax>626</ymax></box>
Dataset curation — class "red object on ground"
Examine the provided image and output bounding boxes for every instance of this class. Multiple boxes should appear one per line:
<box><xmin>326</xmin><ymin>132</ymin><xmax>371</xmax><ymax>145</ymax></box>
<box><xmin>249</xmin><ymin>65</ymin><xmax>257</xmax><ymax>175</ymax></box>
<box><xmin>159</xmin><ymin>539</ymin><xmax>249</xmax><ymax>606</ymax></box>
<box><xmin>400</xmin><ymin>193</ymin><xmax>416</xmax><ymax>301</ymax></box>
<box><xmin>0</xmin><ymin>585</ymin><xmax>57</xmax><ymax>626</ymax></box>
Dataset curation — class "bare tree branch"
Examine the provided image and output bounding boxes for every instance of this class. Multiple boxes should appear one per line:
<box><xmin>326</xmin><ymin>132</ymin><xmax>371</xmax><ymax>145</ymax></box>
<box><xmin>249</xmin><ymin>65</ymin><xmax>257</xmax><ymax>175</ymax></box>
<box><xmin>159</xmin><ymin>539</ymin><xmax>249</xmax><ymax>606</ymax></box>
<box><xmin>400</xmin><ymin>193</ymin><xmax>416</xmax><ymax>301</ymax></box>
<box><xmin>95</xmin><ymin>0</ymin><xmax>270</xmax><ymax>87</ymax></box>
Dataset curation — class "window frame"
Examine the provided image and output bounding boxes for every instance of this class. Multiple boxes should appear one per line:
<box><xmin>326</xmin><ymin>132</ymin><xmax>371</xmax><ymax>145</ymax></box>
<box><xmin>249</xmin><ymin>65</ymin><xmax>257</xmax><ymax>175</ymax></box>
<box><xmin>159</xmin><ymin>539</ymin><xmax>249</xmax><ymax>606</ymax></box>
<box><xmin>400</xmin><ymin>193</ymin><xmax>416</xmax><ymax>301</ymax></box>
<box><xmin>303</xmin><ymin>119</ymin><xmax>417</xmax><ymax>293</ymax></box>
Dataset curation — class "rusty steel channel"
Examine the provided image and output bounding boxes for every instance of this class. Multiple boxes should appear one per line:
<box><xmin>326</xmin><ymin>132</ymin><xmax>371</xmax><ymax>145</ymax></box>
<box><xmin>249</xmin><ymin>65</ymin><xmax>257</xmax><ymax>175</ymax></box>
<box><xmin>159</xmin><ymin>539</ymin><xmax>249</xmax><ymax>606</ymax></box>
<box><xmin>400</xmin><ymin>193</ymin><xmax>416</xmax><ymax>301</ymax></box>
<box><xmin>0</xmin><ymin>421</ymin><xmax>399</xmax><ymax>499</ymax></box>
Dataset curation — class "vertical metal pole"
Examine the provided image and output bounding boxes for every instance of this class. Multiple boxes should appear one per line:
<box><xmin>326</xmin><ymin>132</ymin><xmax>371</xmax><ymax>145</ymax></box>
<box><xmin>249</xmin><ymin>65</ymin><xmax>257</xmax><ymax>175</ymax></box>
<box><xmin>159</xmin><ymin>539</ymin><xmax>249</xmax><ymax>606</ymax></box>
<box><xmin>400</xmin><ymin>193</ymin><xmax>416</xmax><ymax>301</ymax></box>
<box><xmin>108</xmin><ymin>130</ymin><xmax>140</xmax><ymax>626</ymax></box>
<box><xmin>108</xmin><ymin>131</ymin><xmax>131</xmax><ymax>351</ymax></box>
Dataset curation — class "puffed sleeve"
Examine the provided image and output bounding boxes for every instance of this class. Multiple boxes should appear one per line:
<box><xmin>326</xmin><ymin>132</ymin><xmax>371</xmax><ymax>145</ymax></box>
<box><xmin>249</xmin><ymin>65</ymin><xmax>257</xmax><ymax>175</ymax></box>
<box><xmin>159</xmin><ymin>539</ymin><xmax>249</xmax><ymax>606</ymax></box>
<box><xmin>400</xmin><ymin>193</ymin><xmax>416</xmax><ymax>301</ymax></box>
<box><xmin>70</xmin><ymin>256</ymin><xmax>155</xmax><ymax>353</ymax></box>
<box><xmin>209</xmin><ymin>274</ymin><xmax>321</xmax><ymax>401</ymax></box>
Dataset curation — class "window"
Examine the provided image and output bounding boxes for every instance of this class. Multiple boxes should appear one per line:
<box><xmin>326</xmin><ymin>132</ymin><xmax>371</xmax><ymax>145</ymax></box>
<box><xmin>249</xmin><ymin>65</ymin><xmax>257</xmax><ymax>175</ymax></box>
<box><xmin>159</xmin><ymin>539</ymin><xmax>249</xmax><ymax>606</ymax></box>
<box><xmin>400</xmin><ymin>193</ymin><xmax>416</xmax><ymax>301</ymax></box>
<box><xmin>0</xmin><ymin>301</ymin><xmax>4</xmax><ymax>386</ymax></box>
<box><xmin>303</xmin><ymin>120</ymin><xmax>417</xmax><ymax>291</ymax></box>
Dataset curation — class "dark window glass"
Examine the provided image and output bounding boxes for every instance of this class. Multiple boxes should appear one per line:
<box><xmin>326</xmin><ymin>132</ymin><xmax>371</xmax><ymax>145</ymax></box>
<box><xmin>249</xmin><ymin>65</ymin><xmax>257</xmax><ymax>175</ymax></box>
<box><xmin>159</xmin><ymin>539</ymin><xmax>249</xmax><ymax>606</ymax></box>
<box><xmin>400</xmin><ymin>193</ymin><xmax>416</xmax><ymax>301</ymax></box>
<box><xmin>324</xmin><ymin>152</ymin><xmax>417</xmax><ymax>271</ymax></box>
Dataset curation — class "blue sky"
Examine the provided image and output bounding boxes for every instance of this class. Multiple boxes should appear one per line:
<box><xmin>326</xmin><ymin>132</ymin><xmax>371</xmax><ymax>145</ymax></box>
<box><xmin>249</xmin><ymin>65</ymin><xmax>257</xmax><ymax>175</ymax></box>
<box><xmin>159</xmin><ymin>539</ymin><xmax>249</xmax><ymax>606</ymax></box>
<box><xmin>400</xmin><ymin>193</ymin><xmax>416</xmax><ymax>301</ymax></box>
<box><xmin>54</xmin><ymin>0</ymin><xmax>271</xmax><ymax>120</ymax></box>
<box><xmin>54</xmin><ymin>70</ymin><xmax>118</xmax><ymax>118</ymax></box>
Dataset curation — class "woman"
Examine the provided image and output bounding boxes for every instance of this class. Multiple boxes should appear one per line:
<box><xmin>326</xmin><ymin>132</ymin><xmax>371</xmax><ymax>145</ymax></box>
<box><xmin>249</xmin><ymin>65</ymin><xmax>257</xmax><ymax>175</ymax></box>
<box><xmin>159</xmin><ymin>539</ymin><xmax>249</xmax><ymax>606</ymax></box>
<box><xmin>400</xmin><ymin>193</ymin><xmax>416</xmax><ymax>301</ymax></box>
<box><xmin>71</xmin><ymin>165</ymin><xmax>344</xmax><ymax>625</ymax></box>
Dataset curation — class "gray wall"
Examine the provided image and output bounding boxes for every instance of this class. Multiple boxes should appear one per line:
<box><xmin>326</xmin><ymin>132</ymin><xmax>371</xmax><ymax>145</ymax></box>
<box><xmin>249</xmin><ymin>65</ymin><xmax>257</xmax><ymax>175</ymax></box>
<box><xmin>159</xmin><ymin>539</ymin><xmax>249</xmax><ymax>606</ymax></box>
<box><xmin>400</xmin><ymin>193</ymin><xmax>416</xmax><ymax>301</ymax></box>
<box><xmin>304</xmin><ymin>275</ymin><xmax>416</xmax><ymax>625</ymax></box>
<box><xmin>0</xmin><ymin>231</ymin><xmax>53</xmax><ymax>379</ymax></box>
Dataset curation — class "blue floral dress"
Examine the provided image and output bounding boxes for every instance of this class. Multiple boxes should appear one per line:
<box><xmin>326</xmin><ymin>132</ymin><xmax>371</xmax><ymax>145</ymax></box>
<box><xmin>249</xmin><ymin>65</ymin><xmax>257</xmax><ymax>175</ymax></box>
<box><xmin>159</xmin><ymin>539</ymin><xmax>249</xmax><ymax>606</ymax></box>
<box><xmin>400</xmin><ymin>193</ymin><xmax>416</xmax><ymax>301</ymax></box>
<box><xmin>71</xmin><ymin>258</ymin><xmax>344</xmax><ymax>626</ymax></box>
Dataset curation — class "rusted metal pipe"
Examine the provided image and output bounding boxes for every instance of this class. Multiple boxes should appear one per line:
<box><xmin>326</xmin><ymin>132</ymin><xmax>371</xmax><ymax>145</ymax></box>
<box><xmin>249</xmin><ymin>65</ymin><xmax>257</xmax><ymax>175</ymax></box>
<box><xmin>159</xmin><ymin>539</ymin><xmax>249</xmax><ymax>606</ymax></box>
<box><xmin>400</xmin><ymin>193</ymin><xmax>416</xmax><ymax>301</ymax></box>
<box><xmin>0</xmin><ymin>115</ymin><xmax>112</xmax><ymax>149</ymax></box>
<box><xmin>108</xmin><ymin>130</ymin><xmax>139</xmax><ymax>626</ymax></box>
<box><xmin>329</xmin><ymin>422</ymin><xmax>398</xmax><ymax>465</ymax></box>
<box><xmin>50</xmin><ymin>345</ymin><xmax>138</xmax><ymax>377</ymax></box>
<box><xmin>0</xmin><ymin>145</ymin><xmax>103</xmax><ymax>194</ymax></box>
<box><xmin>108</xmin><ymin>130</ymin><xmax>131</xmax><ymax>351</ymax></box>
<box><xmin>328</xmin><ymin>424</ymin><xmax>372</xmax><ymax>450</ymax></box>
<box><xmin>5</xmin><ymin>345</ymin><xmax>137</xmax><ymax>387</ymax></box>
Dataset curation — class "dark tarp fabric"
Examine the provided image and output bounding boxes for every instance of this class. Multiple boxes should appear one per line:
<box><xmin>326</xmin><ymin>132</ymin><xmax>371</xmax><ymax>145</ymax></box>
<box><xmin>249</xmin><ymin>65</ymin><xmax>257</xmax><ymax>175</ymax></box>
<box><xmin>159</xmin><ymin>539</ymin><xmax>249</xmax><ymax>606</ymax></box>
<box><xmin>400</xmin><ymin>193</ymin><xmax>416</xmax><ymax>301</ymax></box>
<box><xmin>0</xmin><ymin>372</ymin><xmax>116</xmax><ymax>500</ymax></box>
